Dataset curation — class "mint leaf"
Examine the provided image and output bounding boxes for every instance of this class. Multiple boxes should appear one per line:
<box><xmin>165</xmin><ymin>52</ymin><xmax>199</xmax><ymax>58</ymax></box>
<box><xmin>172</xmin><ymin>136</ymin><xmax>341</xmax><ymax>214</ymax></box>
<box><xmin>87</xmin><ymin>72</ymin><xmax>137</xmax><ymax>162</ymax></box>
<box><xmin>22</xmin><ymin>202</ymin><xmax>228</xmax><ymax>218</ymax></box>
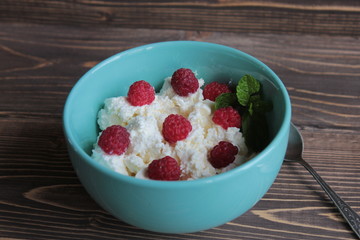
<box><xmin>236</xmin><ymin>74</ymin><xmax>261</xmax><ymax>107</ymax></box>
<box><xmin>242</xmin><ymin>111</ymin><xmax>270</xmax><ymax>152</ymax></box>
<box><xmin>249</xmin><ymin>95</ymin><xmax>273</xmax><ymax>113</ymax></box>
<box><xmin>248</xmin><ymin>102</ymin><xmax>254</xmax><ymax>115</ymax></box>
<box><xmin>235</xmin><ymin>74</ymin><xmax>272</xmax><ymax>152</ymax></box>
<box><xmin>249</xmin><ymin>94</ymin><xmax>261</xmax><ymax>103</ymax></box>
<box><xmin>215</xmin><ymin>93</ymin><xmax>238</xmax><ymax>110</ymax></box>
<box><xmin>255</xmin><ymin>100</ymin><xmax>273</xmax><ymax>113</ymax></box>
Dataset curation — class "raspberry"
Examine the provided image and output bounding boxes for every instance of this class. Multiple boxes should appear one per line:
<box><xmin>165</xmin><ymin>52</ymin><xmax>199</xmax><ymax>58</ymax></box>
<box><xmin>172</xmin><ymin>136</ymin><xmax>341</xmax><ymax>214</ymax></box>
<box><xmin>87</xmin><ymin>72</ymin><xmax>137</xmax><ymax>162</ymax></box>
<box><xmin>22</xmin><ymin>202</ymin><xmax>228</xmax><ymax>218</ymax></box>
<box><xmin>212</xmin><ymin>107</ymin><xmax>241</xmax><ymax>129</ymax></box>
<box><xmin>171</xmin><ymin>68</ymin><xmax>199</xmax><ymax>96</ymax></box>
<box><xmin>127</xmin><ymin>80</ymin><xmax>155</xmax><ymax>106</ymax></box>
<box><xmin>203</xmin><ymin>82</ymin><xmax>231</xmax><ymax>101</ymax></box>
<box><xmin>162</xmin><ymin>114</ymin><xmax>192</xmax><ymax>143</ymax></box>
<box><xmin>98</xmin><ymin>125</ymin><xmax>130</xmax><ymax>155</ymax></box>
<box><xmin>148</xmin><ymin>156</ymin><xmax>181</xmax><ymax>181</ymax></box>
<box><xmin>209</xmin><ymin>141</ymin><xmax>238</xmax><ymax>168</ymax></box>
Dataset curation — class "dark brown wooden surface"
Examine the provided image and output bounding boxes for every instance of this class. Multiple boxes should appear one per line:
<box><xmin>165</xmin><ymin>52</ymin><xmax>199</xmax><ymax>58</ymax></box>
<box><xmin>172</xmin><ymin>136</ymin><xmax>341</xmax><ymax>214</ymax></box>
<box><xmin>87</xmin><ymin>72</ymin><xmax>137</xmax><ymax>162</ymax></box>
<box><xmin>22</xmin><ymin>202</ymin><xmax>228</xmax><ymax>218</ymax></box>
<box><xmin>1</xmin><ymin>1</ymin><xmax>360</xmax><ymax>239</ymax></box>
<box><xmin>1</xmin><ymin>0</ymin><xmax>360</xmax><ymax>35</ymax></box>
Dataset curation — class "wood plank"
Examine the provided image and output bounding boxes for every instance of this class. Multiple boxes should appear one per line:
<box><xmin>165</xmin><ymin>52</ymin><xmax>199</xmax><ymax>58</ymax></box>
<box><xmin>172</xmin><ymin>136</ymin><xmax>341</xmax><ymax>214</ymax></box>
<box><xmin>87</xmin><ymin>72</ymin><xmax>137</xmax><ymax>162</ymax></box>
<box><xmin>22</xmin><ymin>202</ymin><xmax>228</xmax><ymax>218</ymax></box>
<box><xmin>1</xmin><ymin>23</ymin><xmax>359</xmax><ymax>129</ymax></box>
<box><xmin>1</xmin><ymin>0</ymin><xmax>360</xmax><ymax>35</ymax></box>
<box><xmin>0</xmin><ymin>23</ymin><xmax>359</xmax><ymax>239</ymax></box>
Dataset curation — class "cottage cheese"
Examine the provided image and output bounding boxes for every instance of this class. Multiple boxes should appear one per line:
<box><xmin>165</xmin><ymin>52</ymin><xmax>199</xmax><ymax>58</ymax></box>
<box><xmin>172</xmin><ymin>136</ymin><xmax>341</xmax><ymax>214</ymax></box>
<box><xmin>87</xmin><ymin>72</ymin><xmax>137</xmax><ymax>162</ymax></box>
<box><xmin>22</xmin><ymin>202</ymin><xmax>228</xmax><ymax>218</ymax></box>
<box><xmin>92</xmin><ymin>76</ymin><xmax>249</xmax><ymax>180</ymax></box>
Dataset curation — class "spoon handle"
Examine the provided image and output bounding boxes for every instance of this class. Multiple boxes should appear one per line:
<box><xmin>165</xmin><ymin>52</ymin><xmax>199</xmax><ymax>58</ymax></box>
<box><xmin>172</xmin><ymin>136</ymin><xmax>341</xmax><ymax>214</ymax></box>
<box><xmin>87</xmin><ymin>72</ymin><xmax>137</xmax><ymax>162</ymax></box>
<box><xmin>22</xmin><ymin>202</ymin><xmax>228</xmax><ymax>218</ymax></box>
<box><xmin>297</xmin><ymin>158</ymin><xmax>360</xmax><ymax>238</ymax></box>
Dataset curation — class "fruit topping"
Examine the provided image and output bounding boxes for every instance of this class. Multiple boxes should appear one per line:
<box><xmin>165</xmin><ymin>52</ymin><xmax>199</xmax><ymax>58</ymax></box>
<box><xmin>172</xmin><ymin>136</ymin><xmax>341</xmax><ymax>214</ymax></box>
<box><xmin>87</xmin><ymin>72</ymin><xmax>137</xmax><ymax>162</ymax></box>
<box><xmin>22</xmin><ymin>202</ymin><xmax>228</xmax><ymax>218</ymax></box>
<box><xmin>203</xmin><ymin>82</ymin><xmax>231</xmax><ymax>101</ymax></box>
<box><xmin>148</xmin><ymin>156</ymin><xmax>181</xmax><ymax>181</ymax></box>
<box><xmin>171</xmin><ymin>68</ymin><xmax>199</xmax><ymax>96</ymax></box>
<box><xmin>98</xmin><ymin>125</ymin><xmax>130</xmax><ymax>155</ymax></box>
<box><xmin>212</xmin><ymin>106</ymin><xmax>241</xmax><ymax>129</ymax></box>
<box><xmin>209</xmin><ymin>141</ymin><xmax>238</xmax><ymax>168</ymax></box>
<box><xmin>127</xmin><ymin>80</ymin><xmax>155</xmax><ymax>106</ymax></box>
<box><xmin>162</xmin><ymin>114</ymin><xmax>192</xmax><ymax>144</ymax></box>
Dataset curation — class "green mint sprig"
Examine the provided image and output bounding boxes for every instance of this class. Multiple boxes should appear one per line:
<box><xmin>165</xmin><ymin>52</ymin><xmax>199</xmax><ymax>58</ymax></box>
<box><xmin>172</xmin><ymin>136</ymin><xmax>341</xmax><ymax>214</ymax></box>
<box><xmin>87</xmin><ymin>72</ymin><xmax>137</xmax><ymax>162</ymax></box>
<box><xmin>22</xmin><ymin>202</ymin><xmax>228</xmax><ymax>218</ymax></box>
<box><xmin>214</xmin><ymin>74</ymin><xmax>272</xmax><ymax>152</ymax></box>
<box><xmin>236</xmin><ymin>74</ymin><xmax>260</xmax><ymax>106</ymax></box>
<box><xmin>214</xmin><ymin>92</ymin><xmax>238</xmax><ymax>110</ymax></box>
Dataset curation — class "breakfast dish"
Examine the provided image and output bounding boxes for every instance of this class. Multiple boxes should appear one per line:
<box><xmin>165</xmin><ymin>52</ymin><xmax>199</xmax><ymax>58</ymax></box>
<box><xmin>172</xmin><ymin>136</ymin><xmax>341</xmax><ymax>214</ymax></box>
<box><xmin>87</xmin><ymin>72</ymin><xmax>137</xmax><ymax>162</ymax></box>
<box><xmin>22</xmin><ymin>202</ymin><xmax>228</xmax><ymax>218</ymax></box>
<box><xmin>91</xmin><ymin>68</ymin><xmax>263</xmax><ymax>181</ymax></box>
<box><xmin>64</xmin><ymin>41</ymin><xmax>288</xmax><ymax>233</ymax></box>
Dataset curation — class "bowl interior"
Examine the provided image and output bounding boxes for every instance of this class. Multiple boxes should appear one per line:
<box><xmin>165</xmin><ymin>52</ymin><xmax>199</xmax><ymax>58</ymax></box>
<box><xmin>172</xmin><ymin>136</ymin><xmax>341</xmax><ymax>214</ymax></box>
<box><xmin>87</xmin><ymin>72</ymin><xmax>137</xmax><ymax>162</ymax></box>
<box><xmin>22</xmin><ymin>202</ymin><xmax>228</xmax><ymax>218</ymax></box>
<box><xmin>64</xmin><ymin>41</ymin><xmax>289</xmax><ymax>168</ymax></box>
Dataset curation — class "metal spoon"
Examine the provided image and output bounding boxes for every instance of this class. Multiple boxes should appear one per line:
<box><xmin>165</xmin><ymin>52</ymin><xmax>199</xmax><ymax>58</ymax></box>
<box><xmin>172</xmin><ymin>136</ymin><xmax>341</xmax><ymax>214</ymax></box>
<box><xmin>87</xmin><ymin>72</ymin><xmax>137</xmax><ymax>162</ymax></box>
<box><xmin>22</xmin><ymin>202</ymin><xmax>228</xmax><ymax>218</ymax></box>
<box><xmin>284</xmin><ymin>123</ymin><xmax>360</xmax><ymax>238</ymax></box>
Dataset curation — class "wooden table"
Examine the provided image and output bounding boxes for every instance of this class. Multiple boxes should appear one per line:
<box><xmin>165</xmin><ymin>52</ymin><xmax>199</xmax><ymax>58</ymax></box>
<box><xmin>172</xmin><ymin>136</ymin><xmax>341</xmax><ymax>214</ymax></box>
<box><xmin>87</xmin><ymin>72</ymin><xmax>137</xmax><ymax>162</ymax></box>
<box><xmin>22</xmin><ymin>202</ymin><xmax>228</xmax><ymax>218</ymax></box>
<box><xmin>1</xmin><ymin>1</ymin><xmax>359</xmax><ymax>239</ymax></box>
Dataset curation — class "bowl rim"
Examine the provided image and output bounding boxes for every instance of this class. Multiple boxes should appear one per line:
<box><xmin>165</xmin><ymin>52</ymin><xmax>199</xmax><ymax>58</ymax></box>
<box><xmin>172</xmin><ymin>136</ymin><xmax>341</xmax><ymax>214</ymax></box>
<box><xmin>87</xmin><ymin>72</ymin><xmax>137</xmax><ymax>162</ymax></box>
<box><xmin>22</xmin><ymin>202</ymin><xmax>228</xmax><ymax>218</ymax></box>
<box><xmin>63</xmin><ymin>40</ymin><xmax>291</xmax><ymax>189</ymax></box>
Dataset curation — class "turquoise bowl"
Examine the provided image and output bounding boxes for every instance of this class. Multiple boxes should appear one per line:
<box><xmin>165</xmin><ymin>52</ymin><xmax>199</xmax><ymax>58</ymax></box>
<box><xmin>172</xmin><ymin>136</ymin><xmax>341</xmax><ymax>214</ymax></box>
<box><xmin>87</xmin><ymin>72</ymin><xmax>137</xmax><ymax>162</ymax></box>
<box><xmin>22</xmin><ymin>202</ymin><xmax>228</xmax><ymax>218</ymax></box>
<box><xmin>63</xmin><ymin>41</ymin><xmax>291</xmax><ymax>233</ymax></box>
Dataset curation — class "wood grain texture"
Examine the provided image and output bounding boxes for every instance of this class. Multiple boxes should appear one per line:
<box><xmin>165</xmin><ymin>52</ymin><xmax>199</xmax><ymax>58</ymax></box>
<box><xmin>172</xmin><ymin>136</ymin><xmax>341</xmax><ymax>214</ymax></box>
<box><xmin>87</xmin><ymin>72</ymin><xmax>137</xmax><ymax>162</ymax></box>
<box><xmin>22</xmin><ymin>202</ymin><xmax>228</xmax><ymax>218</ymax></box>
<box><xmin>1</xmin><ymin>0</ymin><xmax>360</xmax><ymax>35</ymax></box>
<box><xmin>0</xmin><ymin>22</ymin><xmax>359</xmax><ymax>239</ymax></box>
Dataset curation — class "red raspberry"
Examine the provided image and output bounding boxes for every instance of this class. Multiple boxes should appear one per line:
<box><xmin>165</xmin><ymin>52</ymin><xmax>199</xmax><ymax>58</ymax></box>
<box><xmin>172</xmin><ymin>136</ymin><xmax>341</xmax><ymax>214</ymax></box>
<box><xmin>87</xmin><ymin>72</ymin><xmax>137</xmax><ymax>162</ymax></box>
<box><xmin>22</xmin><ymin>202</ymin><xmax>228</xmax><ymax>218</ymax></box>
<box><xmin>162</xmin><ymin>114</ymin><xmax>192</xmax><ymax>143</ymax></box>
<box><xmin>171</xmin><ymin>68</ymin><xmax>199</xmax><ymax>96</ymax></box>
<box><xmin>209</xmin><ymin>141</ymin><xmax>238</xmax><ymax>168</ymax></box>
<box><xmin>203</xmin><ymin>82</ymin><xmax>231</xmax><ymax>101</ymax></box>
<box><xmin>98</xmin><ymin>125</ymin><xmax>130</xmax><ymax>155</ymax></box>
<box><xmin>212</xmin><ymin>107</ymin><xmax>241</xmax><ymax>129</ymax></box>
<box><xmin>127</xmin><ymin>80</ymin><xmax>155</xmax><ymax>106</ymax></box>
<box><xmin>148</xmin><ymin>156</ymin><xmax>181</xmax><ymax>181</ymax></box>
